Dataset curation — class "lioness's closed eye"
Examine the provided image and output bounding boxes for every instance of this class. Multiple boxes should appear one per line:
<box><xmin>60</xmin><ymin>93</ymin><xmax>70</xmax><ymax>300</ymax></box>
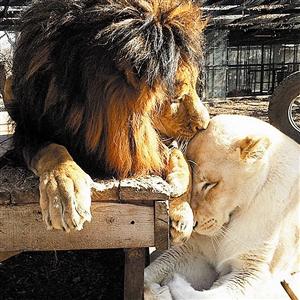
<box><xmin>144</xmin><ymin>114</ymin><xmax>299</xmax><ymax>300</ymax></box>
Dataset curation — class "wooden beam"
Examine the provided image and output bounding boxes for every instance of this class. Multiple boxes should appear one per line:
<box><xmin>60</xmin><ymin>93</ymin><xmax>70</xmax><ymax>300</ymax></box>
<box><xmin>0</xmin><ymin>165</ymin><xmax>171</xmax><ymax>204</ymax></box>
<box><xmin>0</xmin><ymin>251</ymin><xmax>20</xmax><ymax>262</ymax></box>
<box><xmin>0</xmin><ymin>202</ymin><xmax>156</xmax><ymax>252</ymax></box>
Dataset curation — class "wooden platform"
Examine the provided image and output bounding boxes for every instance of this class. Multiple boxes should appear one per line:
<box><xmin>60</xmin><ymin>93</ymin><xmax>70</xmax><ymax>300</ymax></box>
<box><xmin>0</xmin><ymin>159</ymin><xmax>171</xmax><ymax>299</ymax></box>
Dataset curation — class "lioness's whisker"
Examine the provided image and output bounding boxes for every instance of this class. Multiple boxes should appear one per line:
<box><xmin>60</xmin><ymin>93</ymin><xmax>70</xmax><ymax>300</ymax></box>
<box><xmin>219</xmin><ymin>227</ymin><xmax>249</xmax><ymax>251</ymax></box>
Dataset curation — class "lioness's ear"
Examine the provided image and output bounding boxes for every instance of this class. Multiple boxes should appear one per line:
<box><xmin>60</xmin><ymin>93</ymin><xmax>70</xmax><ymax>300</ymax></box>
<box><xmin>239</xmin><ymin>135</ymin><xmax>270</xmax><ymax>163</ymax></box>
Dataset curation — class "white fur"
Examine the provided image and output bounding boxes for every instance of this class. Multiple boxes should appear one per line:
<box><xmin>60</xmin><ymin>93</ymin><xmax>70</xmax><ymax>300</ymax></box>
<box><xmin>144</xmin><ymin>115</ymin><xmax>299</xmax><ymax>299</ymax></box>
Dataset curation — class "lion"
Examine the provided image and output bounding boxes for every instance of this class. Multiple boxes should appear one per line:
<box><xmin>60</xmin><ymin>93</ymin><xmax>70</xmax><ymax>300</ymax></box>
<box><xmin>144</xmin><ymin>114</ymin><xmax>300</xmax><ymax>299</ymax></box>
<box><xmin>5</xmin><ymin>0</ymin><xmax>209</xmax><ymax>236</ymax></box>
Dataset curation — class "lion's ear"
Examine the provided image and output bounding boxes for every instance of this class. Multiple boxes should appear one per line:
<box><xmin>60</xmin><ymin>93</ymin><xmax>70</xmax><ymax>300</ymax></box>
<box><xmin>125</xmin><ymin>68</ymin><xmax>140</xmax><ymax>89</ymax></box>
<box><xmin>238</xmin><ymin>135</ymin><xmax>271</xmax><ymax>163</ymax></box>
<box><xmin>121</xmin><ymin>63</ymin><xmax>140</xmax><ymax>89</ymax></box>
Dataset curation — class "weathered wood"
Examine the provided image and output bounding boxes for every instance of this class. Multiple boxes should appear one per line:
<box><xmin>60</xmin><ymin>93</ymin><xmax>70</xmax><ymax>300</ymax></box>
<box><xmin>120</xmin><ymin>176</ymin><xmax>170</xmax><ymax>201</ymax></box>
<box><xmin>123</xmin><ymin>248</ymin><xmax>146</xmax><ymax>300</ymax></box>
<box><xmin>91</xmin><ymin>179</ymin><xmax>119</xmax><ymax>201</ymax></box>
<box><xmin>0</xmin><ymin>165</ymin><xmax>171</xmax><ymax>204</ymax></box>
<box><xmin>155</xmin><ymin>201</ymin><xmax>170</xmax><ymax>250</ymax></box>
<box><xmin>0</xmin><ymin>251</ymin><xmax>21</xmax><ymax>262</ymax></box>
<box><xmin>0</xmin><ymin>202</ymin><xmax>156</xmax><ymax>252</ymax></box>
<box><xmin>0</xmin><ymin>164</ymin><xmax>171</xmax><ymax>255</ymax></box>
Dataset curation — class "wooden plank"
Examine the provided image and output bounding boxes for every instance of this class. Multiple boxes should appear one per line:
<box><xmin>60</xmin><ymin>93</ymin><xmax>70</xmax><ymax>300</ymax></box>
<box><xmin>0</xmin><ymin>166</ymin><xmax>171</xmax><ymax>204</ymax></box>
<box><xmin>0</xmin><ymin>202</ymin><xmax>155</xmax><ymax>252</ymax></box>
<box><xmin>120</xmin><ymin>176</ymin><xmax>170</xmax><ymax>201</ymax></box>
<box><xmin>154</xmin><ymin>201</ymin><xmax>170</xmax><ymax>250</ymax></box>
<box><xmin>91</xmin><ymin>179</ymin><xmax>119</xmax><ymax>200</ymax></box>
<box><xmin>123</xmin><ymin>248</ymin><xmax>146</xmax><ymax>300</ymax></box>
<box><xmin>0</xmin><ymin>251</ymin><xmax>21</xmax><ymax>262</ymax></box>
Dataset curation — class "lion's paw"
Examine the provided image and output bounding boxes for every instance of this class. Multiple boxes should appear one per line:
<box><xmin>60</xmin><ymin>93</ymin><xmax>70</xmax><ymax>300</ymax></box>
<box><xmin>166</xmin><ymin>149</ymin><xmax>190</xmax><ymax>198</ymax></box>
<box><xmin>169</xmin><ymin>200</ymin><xmax>194</xmax><ymax>245</ymax></box>
<box><xmin>165</xmin><ymin>148</ymin><xmax>193</xmax><ymax>245</ymax></box>
<box><xmin>39</xmin><ymin>161</ymin><xmax>92</xmax><ymax>232</ymax></box>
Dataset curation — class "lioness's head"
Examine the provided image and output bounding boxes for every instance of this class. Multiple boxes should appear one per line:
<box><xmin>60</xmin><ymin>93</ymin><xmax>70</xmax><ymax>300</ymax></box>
<box><xmin>187</xmin><ymin>115</ymin><xmax>272</xmax><ymax>236</ymax></box>
<box><xmin>153</xmin><ymin>64</ymin><xmax>209</xmax><ymax>140</ymax></box>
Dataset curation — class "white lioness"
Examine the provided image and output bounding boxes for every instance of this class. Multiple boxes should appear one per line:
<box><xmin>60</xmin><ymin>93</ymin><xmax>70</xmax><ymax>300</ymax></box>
<box><xmin>144</xmin><ymin>114</ymin><xmax>300</xmax><ymax>299</ymax></box>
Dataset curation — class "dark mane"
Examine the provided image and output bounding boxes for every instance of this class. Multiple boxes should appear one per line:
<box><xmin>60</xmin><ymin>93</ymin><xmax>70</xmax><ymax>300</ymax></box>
<box><xmin>10</xmin><ymin>0</ymin><xmax>206</xmax><ymax>178</ymax></box>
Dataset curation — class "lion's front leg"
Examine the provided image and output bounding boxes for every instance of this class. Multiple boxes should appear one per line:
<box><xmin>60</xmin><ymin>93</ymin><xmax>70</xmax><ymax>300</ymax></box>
<box><xmin>25</xmin><ymin>143</ymin><xmax>92</xmax><ymax>232</ymax></box>
<box><xmin>166</xmin><ymin>148</ymin><xmax>193</xmax><ymax>245</ymax></box>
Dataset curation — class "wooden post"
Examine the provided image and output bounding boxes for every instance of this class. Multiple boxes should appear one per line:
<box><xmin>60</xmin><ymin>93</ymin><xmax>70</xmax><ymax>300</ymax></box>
<box><xmin>124</xmin><ymin>248</ymin><xmax>146</xmax><ymax>300</ymax></box>
<box><xmin>154</xmin><ymin>201</ymin><xmax>170</xmax><ymax>250</ymax></box>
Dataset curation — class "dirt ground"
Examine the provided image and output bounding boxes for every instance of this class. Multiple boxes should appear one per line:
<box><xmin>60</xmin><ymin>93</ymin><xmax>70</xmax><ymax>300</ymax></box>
<box><xmin>0</xmin><ymin>97</ymin><xmax>282</xmax><ymax>300</ymax></box>
<box><xmin>206</xmin><ymin>96</ymin><xmax>270</xmax><ymax>121</ymax></box>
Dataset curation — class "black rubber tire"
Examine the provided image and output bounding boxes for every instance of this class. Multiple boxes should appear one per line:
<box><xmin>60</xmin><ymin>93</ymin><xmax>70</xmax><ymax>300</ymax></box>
<box><xmin>268</xmin><ymin>71</ymin><xmax>300</xmax><ymax>144</ymax></box>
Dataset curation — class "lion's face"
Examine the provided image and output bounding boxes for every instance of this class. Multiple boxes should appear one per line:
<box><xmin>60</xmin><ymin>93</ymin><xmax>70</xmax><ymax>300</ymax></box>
<box><xmin>153</xmin><ymin>65</ymin><xmax>209</xmax><ymax>140</ymax></box>
<box><xmin>186</xmin><ymin>115</ymin><xmax>271</xmax><ymax>237</ymax></box>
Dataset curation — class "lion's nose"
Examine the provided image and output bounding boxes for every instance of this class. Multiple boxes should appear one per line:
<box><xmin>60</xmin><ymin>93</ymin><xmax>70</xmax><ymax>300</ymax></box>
<box><xmin>191</xmin><ymin>116</ymin><xmax>210</xmax><ymax>132</ymax></box>
<box><xmin>201</xmin><ymin>109</ymin><xmax>210</xmax><ymax>129</ymax></box>
<box><xmin>190</xmin><ymin>107</ymin><xmax>210</xmax><ymax>132</ymax></box>
<box><xmin>191</xmin><ymin>122</ymin><xmax>206</xmax><ymax>132</ymax></box>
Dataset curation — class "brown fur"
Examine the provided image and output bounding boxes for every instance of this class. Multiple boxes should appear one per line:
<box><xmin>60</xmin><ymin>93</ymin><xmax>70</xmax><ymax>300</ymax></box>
<box><xmin>9</xmin><ymin>0</ymin><xmax>208</xmax><ymax>180</ymax></box>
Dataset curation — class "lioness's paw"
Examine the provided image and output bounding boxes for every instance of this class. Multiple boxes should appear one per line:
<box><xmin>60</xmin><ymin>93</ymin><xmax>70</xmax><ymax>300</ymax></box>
<box><xmin>169</xmin><ymin>199</ymin><xmax>194</xmax><ymax>245</ymax></box>
<box><xmin>167</xmin><ymin>274</ymin><xmax>196</xmax><ymax>300</ymax></box>
<box><xmin>144</xmin><ymin>283</ymin><xmax>173</xmax><ymax>300</ymax></box>
<box><xmin>39</xmin><ymin>161</ymin><xmax>92</xmax><ymax>232</ymax></box>
<box><xmin>166</xmin><ymin>149</ymin><xmax>190</xmax><ymax>197</ymax></box>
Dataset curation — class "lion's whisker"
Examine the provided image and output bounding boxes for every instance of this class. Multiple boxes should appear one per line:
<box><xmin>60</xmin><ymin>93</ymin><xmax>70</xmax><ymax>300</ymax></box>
<box><xmin>161</xmin><ymin>136</ymin><xmax>173</xmax><ymax>142</ymax></box>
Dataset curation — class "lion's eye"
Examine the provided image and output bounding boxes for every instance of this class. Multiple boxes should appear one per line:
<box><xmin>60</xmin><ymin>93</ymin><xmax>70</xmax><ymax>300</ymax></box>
<box><xmin>171</xmin><ymin>95</ymin><xmax>185</xmax><ymax>104</ymax></box>
<box><xmin>202</xmin><ymin>182</ymin><xmax>217</xmax><ymax>191</ymax></box>
<box><xmin>171</xmin><ymin>97</ymin><xmax>183</xmax><ymax>104</ymax></box>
